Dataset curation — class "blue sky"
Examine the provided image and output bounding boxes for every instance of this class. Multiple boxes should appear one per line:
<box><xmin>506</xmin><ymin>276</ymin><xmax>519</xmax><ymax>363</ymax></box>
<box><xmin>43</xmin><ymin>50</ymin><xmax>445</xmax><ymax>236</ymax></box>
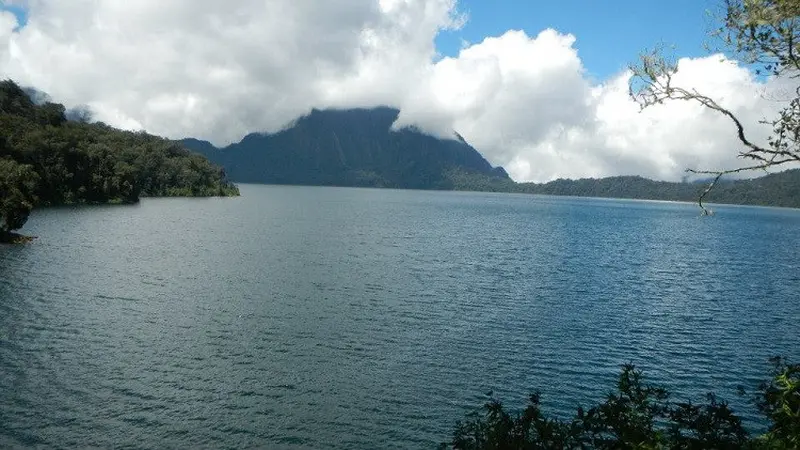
<box><xmin>436</xmin><ymin>0</ymin><xmax>718</xmax><ymax>80</ymax></box>
<box><xmin>1</xmin><ymin>3</ymin><xmax>27</xmax><ymax>30</ymax></box>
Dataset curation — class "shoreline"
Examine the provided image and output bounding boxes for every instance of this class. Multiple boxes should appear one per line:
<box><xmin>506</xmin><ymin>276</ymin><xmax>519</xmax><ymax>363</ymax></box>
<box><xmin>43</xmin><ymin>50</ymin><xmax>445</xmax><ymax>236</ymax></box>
<box><xmin>0</xmin><ymin>232</ymin><xmax>37</xmax><ymax>244</ymax></box>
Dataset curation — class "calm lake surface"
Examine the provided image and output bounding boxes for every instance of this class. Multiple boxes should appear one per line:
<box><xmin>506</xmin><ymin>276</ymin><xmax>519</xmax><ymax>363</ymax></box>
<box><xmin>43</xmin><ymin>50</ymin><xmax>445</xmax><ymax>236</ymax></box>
<box><xmin>2</xmin><ymin>184</ymin><xmax>799</xmax><ymax>449</ymax></box>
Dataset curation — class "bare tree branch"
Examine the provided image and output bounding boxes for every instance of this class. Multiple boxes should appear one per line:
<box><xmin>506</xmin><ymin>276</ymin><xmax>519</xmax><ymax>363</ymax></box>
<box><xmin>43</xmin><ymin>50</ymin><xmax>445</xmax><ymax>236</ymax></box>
<box><xmin>686</xmin><ymin>161</ymin><xmax>791</xmax><ymax>214</ymax></box>
<box><xmin>629</xmin><ymin>0</ymin><xmax>800</xmax><ymax>214</ymax></box>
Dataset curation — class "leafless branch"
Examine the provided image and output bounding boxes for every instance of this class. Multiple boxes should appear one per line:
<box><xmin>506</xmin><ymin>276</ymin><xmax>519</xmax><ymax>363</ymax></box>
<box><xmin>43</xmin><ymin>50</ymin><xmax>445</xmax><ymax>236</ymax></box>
<box><xmin>630</xmin><ymin>18</ymin><xmax>800</xmax><ymax>214</ymax></box>
<box><xmin>686</xmin><ymin>160</ymin><xmax>792</xmax><ymax>214</ymax></box>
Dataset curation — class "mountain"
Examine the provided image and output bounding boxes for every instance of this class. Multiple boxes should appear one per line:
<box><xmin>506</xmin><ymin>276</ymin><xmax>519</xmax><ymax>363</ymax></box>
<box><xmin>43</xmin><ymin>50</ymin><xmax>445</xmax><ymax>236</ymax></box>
<box><xmin>182</xmin><ymin>107</ymin><xmax>512</xmax><ymax>191</ymax></box>
<box><xmin>181</xmin><ymin>106</ymin><xmax>799</xmax><ymax>209</ymax></box>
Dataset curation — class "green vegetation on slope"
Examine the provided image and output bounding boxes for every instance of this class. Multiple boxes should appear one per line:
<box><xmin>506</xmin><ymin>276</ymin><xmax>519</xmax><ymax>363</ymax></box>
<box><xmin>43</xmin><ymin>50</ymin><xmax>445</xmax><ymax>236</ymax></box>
<box><xmin>441</xmin><ymin>357</ymin><xmax>799</xmax><ymax>449</ymax></box>
<box><xmin>0</xmin><ymin>79</ymin><xmax>238</xmax><ymax>237</ymax></box>
<box><xmin>182</xmin><ymin>107</ymin><xmax>512</xmax><ymax>191</ymax></box>
<box><xmin>183</xmin><ymin>106</ymin><xmax>798</xmax><ymax>208</ymax></box>
<box><xmin>514</xmin><ymin>172</ymin><xmax>800</xmax><ymax>209</ymax></box>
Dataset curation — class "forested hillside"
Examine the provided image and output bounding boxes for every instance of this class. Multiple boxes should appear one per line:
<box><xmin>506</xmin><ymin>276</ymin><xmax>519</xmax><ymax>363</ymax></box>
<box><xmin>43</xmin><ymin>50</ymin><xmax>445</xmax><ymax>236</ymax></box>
<box><xmin>0</xmin><ymin>79</ymin><xmax>238</xmax><ymax>240</ymax></box>
<box><xmin>183</xmin><ymin>106</ymin><xmax>799</xmax><ymax>209</ymax></box>
<box><xmin>516</xmin><ymin>171</ymin><xmax>800</xmax><ymax>209</ymax></box>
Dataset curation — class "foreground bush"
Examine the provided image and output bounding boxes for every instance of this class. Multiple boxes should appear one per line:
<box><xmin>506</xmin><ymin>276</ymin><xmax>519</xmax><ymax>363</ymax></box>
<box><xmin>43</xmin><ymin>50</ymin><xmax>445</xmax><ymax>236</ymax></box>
<box><xmin>441</xmin><ymin>357</ymin><xmax>799</xmax><ymax>449</ymax></box>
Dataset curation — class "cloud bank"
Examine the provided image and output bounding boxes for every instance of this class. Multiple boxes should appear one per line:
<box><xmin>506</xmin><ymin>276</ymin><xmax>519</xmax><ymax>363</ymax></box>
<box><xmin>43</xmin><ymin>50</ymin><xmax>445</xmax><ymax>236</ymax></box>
<box><xmin>0</xmin><ymin>0</ymin><xmax>791</xmax><ymax>182</ymax></box>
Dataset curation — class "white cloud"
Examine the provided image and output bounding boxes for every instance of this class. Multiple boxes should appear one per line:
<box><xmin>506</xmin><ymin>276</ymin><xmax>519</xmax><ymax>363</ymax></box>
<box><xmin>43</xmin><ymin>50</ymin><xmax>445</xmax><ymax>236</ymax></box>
<box><xmin>1</xmin><ymin>0</ymin><xmax>794</xmax><ymax>182</ymax></box>
<box><xmin>397</xmin><ymin>30</ymin><xmax>790</xmax><ymax>182</ymax></box>
<box><xmin>1</xmin><ymin>0</ymin><xmax>397</xmax><ymax>141</ymax></box>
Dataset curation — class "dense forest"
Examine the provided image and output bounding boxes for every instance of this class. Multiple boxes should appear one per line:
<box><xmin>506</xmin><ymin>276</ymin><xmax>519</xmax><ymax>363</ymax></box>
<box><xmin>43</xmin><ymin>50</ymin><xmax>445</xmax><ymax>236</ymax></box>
<box><xmin>515</xmin><ymin>171</ymin><xmax>800</xmax><ymax>209</ymax></box>
<box><xmin>0</xmin><ymin>80</ymin><xmax>238</xmax><ymax>241</ymax></box>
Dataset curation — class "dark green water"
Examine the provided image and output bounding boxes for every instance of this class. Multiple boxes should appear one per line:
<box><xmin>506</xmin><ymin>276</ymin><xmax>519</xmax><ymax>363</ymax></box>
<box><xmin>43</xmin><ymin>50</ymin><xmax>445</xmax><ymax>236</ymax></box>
<box><xmin>1</xmin><ymin>184</ymin><xmax>799</xmax><ymax>449</ymax></box>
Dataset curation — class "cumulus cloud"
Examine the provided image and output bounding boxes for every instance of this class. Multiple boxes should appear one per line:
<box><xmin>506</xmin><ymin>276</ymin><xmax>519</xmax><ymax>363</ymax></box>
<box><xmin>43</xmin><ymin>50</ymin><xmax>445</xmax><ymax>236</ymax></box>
<box><xmin>0</xmin><ymin>0</ymin><xmax>794</xmax><ymax>182</ymax></box>
<box><xmin>1</xmin><ymin>0</ymin><xmax>409</xmax><ymax>141</ymax></box>
<box><xmin>398</xmin><ymin>30</ymin><xmax>789</xmax><ymax>181</ymax></box>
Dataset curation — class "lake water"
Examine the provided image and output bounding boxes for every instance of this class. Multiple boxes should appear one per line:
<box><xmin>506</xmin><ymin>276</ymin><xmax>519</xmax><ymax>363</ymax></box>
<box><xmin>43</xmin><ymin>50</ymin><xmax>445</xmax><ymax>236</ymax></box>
<box><xmin>1</xmin><ymin>184</ymin><xmax>799</xmax><ymax>449</ymax></box>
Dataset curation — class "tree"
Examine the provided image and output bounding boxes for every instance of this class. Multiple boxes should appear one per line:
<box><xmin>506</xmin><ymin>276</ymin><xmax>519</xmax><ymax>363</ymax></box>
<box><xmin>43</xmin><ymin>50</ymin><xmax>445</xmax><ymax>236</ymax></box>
<box><xmin>66</xmin><ymin>104</ymin><xmax>93</xmax><ymax>123</ymax></box>
<box><xmin>0</xmin><ymin>78</ymin><xmax>238</xmax><ymax>241</ymax></box>
<box><xmin>629</xmin><ymin>0</ymin><xmax>800</xmax><ymax>214</ymax></box>
<box><xmin>748</xmin><ymin>357</ymin><xmax>800</xmax><ymax>449</ymax></box>
<box><xmin>0</xmin><ymin>158</ymin><xmax>39</xmax><ymax>234</ymax></box>
<box><xmin>441</xmin><ymin>360</ymin><xmax>798</xmax><ymax>449</ymax></box>
<box><xmin>0</xmin><ymin>79</ymin><xmax>36</xmax><ymax>119</ymax></box>
<box><xmin>36</xmin><ymin>102</ymin><xmax>67</xmax><ymax>127</ymax></box>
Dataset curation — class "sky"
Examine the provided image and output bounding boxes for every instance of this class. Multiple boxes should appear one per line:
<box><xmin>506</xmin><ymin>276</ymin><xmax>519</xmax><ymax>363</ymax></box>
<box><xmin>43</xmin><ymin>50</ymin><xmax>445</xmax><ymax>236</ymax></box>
<box><xmin>0</xmin><ymin>0</ymin><xmax>794</xmax><ymax>182</ymax></box>
<box><xmin>435</xmin><ymin>0</ymin><xmax>715</xmax><ymax>80</ymax></box>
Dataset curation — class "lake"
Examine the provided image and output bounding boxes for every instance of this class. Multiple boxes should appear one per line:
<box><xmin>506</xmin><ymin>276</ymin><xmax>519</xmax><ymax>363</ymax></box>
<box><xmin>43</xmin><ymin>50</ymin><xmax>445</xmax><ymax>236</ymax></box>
<box><xmin>1</xmin><ymin>184</ymin><xmax>799</xmax><ymax>449</ymax></box>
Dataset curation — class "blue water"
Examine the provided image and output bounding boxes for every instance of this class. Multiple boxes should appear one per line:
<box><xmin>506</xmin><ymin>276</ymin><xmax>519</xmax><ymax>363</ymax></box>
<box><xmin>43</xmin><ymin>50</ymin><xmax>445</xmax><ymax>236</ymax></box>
<box><xmin>1</xmin><ymin>184</ymin><xmax>799</xmax><ymax>449</ymax></box>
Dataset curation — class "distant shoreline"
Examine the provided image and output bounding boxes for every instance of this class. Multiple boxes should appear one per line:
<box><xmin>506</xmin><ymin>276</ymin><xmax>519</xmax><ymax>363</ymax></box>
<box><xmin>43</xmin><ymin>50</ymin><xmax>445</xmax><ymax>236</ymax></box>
<box><xmin>0</xmin><ymin>232</ymin><xmax>37</xmax><ymax>244</ymax></box>
<box><xmin>224</xmin><ymin>180</ymin><xmax>800</xmax><ymax>211</ymax></box>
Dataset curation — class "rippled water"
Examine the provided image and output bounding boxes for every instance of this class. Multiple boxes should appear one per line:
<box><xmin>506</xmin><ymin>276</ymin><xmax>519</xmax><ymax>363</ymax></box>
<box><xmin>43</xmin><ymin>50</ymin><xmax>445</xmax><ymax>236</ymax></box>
<box><xmin>1</xmin><ymin>184</ymin><xmax>799</xmax><ymax>449</ymax></box>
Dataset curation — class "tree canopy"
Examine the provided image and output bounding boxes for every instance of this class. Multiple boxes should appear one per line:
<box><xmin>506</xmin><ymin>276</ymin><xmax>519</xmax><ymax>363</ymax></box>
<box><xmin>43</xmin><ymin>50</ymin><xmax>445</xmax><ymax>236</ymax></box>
<box><xmin>513</xmin><ymin>170</ymin><xmax>800</xmax><ymax>208</ymax></box>
<box><xmin>441</xmin><ymin>358</ymin><xmax>799</xmax><ymax>449</ymax></box>
<box><xmin>0</xmin><ymin>79</ymin><xmax>238</xmax><ymax>237</ymax></box>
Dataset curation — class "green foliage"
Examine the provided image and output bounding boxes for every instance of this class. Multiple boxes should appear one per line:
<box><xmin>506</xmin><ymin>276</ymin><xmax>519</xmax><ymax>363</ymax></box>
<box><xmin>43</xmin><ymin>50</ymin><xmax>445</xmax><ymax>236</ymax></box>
<box><xmin>445</xmin><ymin>393</ymin><xmax>583</xmax><ymax>450</ymax></box>
<box><xmin>0</xmin><ymin>80</ymin><xmax>37</xmax><ymax>119</ymax></box>
<box><xmin>0</xmin><ymin>158</ymin><xmax>39</xmax><ymax>233</ymax></box>
<box><xmin>442</xmin><ymin>361</ymin><xmax>799</xmax><ymax>449</ymax></box>
<box><xmin>0</xmin><ymin>79</ymin><xmax>238</xmax><ymax>233</ymax></box>
<box><xmin>513</xmin><ymin>172</ymin><xmax>800</xmax><ymax>209</ymax></box>
<box><xmin>719</xmin><ymin>0</ymin><xmax>800</xmax><ymax>77</ymax></box>
<box><xmin>749</xmin><ymin>357</ymin><xmax>800</xmax><ymax>449</ymax></box>
<box><xmin>183</xmin><ymin>106</ymin><xmax>799</xmax><ymax>207</ymax></box>
<box><xmin>444</xmin><ymin>167</ymin><xmax>518</xmax><ymax>193</ymax></box>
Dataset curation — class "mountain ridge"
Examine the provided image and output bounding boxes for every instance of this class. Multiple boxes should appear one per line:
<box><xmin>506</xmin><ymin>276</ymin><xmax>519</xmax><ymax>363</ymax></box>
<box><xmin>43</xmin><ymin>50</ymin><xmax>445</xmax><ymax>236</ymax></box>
<box><xmin>182</xmin><ymin>106</ymin><xmax>800</xmax><ymax>209</ymax></box>
<box><xmin>516</xmin><ymin>170</ymin><xmax>800</xmax><ymax>208</ymax></box>
<box><xmin>182</xmin><ymin>107</ymin><xmax>511</xmax><ymax>190</ymax></box>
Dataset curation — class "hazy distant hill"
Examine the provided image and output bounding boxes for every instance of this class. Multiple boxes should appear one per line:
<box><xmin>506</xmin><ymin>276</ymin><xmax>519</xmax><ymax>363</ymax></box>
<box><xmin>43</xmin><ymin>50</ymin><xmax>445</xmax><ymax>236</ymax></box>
<box><xmin>516</xmin><ymin>170</ymin><xmax>800</xmax><ymax>208</ymax></box>
<box><xmin>182</xmin><ymin>107</ymin><xmax>512</xmax><ymax>191</ymax></box>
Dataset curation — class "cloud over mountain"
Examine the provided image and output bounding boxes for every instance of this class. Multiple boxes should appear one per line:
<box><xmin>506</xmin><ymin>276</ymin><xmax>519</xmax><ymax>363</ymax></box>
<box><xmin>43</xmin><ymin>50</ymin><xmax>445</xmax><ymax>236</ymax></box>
<box><xmin>0</xmin><ymin>0</ymin><xmax>791</xmax><ymax>182</ymax></box>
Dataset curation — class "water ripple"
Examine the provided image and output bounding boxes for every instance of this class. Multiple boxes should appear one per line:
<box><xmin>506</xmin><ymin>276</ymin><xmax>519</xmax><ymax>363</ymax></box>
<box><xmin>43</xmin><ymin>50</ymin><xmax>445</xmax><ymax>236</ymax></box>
<box><xmin>1</xmin><ymin>186</ymin><xmax>799</xmax><ymax>448</ymax></box>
